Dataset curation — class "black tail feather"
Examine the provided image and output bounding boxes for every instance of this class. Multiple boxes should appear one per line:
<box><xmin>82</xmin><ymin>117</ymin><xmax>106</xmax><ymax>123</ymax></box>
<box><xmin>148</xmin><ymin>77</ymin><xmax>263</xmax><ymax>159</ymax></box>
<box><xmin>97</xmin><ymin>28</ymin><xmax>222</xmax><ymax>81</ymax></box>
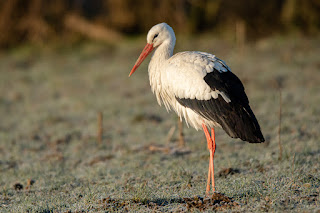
<box><xmin>220</xmin><ymin>104</ymin><xmax>265</xmax><ymax>143</ymax></box>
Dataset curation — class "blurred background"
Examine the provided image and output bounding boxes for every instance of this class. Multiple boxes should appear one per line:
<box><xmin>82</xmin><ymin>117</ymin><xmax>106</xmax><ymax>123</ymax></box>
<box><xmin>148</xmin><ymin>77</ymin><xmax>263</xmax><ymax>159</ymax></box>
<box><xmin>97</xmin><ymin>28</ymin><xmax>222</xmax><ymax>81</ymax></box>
<box><xmin>0</xmin><ymin>0</ymin><xmax>319</xmax><ymax>48</ymax></box>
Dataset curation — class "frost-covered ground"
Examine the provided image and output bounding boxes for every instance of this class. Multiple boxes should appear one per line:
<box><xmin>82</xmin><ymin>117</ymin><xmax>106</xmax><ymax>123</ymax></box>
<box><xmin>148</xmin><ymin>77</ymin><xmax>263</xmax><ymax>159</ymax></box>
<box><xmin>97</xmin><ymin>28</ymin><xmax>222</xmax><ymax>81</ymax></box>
<box><xmin>0</xmin><ymin>35</ymin><xmax>319</xmax><ymax>212</ymax></box>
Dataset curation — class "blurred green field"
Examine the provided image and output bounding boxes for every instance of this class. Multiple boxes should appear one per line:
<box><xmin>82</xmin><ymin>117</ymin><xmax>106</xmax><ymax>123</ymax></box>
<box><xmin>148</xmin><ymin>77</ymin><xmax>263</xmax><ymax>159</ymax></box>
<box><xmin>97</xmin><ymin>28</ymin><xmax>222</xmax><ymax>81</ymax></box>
<box><xmin>0</xmin><ymin>35</ymin><xmax>319</xmax><ymax>212</ymax></box>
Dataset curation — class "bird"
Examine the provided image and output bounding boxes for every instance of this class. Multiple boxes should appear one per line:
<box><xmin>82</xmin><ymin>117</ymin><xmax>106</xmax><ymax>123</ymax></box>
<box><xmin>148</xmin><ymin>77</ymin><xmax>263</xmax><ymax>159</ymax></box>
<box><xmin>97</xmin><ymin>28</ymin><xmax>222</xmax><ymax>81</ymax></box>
<box><xmin>129</xmin><ymin>23</ymin><xmax>264</xmax><ymax>196</ymax></box>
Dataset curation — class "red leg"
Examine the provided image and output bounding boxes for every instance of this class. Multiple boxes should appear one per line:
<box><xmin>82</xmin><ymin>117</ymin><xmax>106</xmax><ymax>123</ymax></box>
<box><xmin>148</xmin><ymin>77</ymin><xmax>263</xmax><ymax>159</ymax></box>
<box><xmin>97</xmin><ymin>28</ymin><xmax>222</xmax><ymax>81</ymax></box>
<box><xmin>206</xmin><ymin>160</ymin><xmax>211</xmax><ymax>194</ymax></box>
<box><xmin>210</xmin><ymin>128</ymin><xmax>216</xmax><ymax>192</ymax></box>
<box><xmin>202</xmin><ymin>124</ymin><xmax>216</xmax><ymax>195</ymax></box>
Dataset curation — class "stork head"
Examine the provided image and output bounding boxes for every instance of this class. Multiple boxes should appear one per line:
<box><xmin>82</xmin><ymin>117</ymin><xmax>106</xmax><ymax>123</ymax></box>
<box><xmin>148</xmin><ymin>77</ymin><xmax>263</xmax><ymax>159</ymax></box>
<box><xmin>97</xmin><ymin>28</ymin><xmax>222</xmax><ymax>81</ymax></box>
<box><xmin>129</xmin><ymin>23</ymin><xmax>176</xmax><ymax>77</ymax></box>
<box><xmin>146</xmin><ymin>23</ymin><xmax>175</xmax><ymax>48</ymax></box>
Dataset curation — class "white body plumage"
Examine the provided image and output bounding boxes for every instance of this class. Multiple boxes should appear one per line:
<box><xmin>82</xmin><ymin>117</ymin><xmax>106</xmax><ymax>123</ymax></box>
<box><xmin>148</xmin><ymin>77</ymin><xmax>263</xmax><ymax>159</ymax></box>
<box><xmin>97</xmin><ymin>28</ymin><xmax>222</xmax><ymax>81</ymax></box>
<box><xmin>149</xmin><ymin>52</ymin><xmax>234</xmax><ymax>130</ymax></box>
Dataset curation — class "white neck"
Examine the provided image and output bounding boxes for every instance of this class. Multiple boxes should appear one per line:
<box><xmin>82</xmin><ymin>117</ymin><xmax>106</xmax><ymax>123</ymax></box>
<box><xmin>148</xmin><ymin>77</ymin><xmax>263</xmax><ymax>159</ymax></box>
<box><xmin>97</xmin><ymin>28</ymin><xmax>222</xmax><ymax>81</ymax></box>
<box><xmin>148</xmin><ymin>39</ymin><xmax>175</xmax><ymax>106</ymax></box>
<box><xmin>150</xmin><ymin>39</ymin><xmax>175</xmax><ymax>68</ymax></box>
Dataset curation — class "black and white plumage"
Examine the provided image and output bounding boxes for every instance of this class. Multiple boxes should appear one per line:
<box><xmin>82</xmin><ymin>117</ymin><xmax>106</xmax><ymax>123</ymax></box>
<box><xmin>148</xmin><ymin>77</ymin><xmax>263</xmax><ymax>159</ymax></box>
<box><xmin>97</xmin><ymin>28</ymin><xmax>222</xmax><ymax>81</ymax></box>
<box><xmin>130</xmin><ymin>23</ymin><xmax>264</xmax><ymax>143</ymax></box>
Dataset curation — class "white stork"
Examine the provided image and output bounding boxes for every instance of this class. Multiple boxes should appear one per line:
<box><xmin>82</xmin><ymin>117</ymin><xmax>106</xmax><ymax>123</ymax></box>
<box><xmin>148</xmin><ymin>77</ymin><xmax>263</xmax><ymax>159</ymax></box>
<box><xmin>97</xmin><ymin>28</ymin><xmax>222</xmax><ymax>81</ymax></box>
<box><xmin>129</xmin><ymin>23</ymin><xmax>264</xmax><ymax>195</ymax></box>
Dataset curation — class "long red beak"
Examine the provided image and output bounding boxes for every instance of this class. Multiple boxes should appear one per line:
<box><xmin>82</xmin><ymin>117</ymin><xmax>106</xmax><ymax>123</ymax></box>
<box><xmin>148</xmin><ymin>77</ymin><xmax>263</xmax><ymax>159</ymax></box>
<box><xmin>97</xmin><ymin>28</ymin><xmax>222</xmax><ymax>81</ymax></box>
<box><xmin>129</xmin><ymin>43</ymin><xmax>154</xmax><ymax>77</ymax></box>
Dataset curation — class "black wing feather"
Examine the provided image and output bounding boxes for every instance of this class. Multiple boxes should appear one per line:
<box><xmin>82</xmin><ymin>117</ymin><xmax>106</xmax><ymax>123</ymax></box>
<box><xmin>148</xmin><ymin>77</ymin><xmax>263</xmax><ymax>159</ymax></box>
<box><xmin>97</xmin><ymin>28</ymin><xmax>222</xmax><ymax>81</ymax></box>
<box><xmin>176</xmin><ymin>68</ymin><xmax>264</xmax><ymax>143</ymax></box>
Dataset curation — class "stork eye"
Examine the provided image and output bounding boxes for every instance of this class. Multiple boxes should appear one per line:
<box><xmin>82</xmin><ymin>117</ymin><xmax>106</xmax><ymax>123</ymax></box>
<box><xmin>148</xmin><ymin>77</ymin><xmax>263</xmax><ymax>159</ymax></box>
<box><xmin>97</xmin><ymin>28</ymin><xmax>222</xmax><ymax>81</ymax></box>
<box><xmin>153</xmin><ymin>33</ymin><xmax>159</xmax><ymax>41</ymax></box>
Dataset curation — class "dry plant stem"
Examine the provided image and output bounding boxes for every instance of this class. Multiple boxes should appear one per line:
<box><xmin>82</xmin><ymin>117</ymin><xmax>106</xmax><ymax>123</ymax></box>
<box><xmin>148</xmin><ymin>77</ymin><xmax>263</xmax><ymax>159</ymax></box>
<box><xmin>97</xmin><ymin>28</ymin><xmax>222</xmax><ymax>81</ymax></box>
<box><xmin>202</xmin><ymin>124</ymin><xmax>216</xmax><ymax>195</ymax></box>
<box><xmin>178</xmin><ymin>118</ymin><xmax>185</xmax><ymax>148</ymax></box>
<box><xmin>278</xmin><ymin>89</ymin><xmax>283</xmax><ymax>160</ymax></box>
<box><xmin>236</xmin><ymin>19</ymin><xmax>246</xmax><ymax>55</ymax></box>
<box><xmin>97</xmin><ymin>112</ymin><xmax>103</xmax><ymax>145</ymax></box>
<box><xmin>166</xmin><ymin>126</ymin><xmax>176</xmax><ymax>145</ymax></box>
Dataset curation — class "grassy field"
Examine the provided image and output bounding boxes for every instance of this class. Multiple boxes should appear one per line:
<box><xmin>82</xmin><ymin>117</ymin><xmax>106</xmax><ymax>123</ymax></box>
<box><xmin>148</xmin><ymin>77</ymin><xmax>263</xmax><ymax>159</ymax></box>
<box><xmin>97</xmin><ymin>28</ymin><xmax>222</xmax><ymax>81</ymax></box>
<box><xmin>0</xmin><ymin>34</ymin><xmax>319</xmax><ymax>212</ymax></box>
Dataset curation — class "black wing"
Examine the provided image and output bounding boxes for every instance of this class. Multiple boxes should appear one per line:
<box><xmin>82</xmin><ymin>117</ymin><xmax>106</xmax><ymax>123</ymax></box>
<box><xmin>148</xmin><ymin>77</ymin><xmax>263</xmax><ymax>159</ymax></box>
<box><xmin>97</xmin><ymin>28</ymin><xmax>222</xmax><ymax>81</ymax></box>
<box><xmin>176</xmin><ymin>66</ymin><xmax>264</xmax><ymax>143</ymax></box>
